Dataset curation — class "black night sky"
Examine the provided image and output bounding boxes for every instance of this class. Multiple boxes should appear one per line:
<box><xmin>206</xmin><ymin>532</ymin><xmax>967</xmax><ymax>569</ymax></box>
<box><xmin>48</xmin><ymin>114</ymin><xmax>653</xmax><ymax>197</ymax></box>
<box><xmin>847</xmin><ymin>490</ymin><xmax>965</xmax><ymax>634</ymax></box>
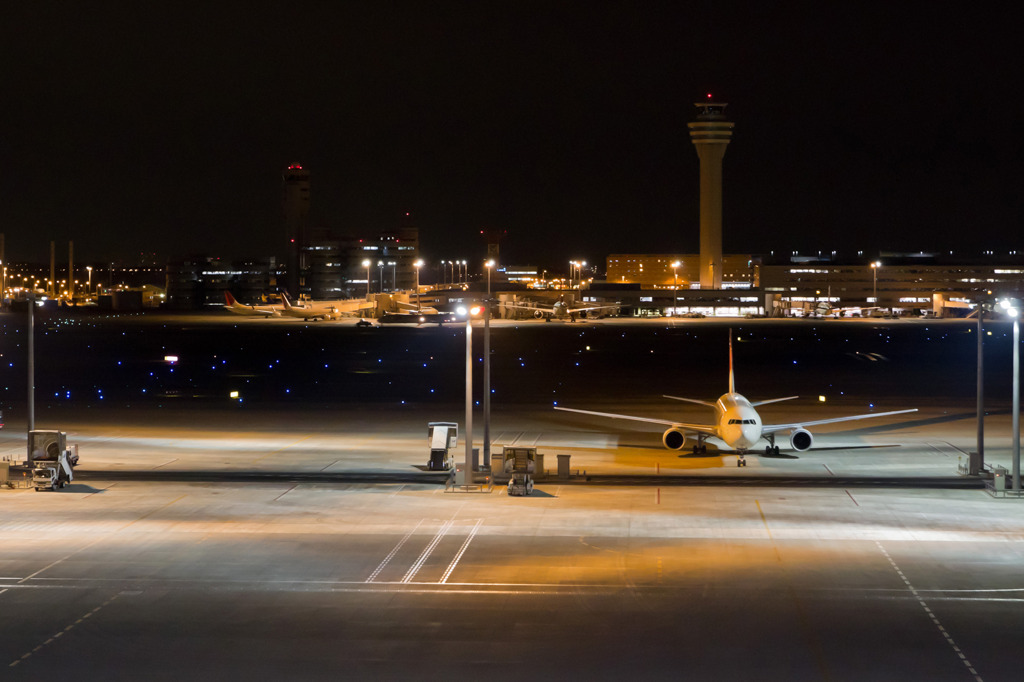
<box><xmin>2</xmin><ymin>2</ymin><xmax>1022</xmax><ymax>269</ymax></box>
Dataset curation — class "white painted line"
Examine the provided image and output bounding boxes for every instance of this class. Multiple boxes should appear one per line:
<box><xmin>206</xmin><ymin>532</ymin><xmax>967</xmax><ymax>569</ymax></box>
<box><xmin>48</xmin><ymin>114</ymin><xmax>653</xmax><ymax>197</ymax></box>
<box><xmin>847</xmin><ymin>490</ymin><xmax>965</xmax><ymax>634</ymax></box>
<box><xmin>875</xmin><ymin>542</ymin><xmax>983</xmax><ymax>682</ymax></box>
<box><xmin>366</xmin><ymin>519</ymin><xmax>424</xmax><ymax>583</ymax></box>
<box><xmin>401</xmin><ymin>520</ymin><xmax>453</xmax><ymax>583</ymax></box>
<box><xmin>439</xmin><ymin>519</ymin><xmax>483</xmax><ymax>584</ymax></box>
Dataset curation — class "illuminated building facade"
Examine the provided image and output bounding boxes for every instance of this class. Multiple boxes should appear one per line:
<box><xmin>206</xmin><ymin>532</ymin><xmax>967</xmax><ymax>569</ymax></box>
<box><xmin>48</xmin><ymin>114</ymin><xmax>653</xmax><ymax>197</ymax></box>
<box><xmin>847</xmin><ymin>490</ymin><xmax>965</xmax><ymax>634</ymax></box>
<box><xmin>606</xmin><ymin>254</ymin><xmax>757</xmax><ymax>289</ymax></box>
<box><xmin>760</xmin><ymin>253</ymin><xmax>1024</xmax><ymax>315</ymax></box>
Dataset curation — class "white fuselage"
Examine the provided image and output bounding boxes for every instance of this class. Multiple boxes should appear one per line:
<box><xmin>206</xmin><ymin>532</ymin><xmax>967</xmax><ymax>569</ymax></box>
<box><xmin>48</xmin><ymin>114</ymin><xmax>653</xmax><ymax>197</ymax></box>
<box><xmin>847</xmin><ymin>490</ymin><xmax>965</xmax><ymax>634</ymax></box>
<box><xmin>714</xmin><ymin>393</ymin><xmax>763</xmax><ymax>451</ymax></box>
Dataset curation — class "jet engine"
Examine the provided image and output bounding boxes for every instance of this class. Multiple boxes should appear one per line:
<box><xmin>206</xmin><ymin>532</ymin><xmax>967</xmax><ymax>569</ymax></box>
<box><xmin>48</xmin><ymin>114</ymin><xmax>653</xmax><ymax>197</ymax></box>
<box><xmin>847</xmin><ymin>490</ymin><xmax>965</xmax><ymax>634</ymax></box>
<box><xmin>534</xmin><ymin>310</ymin><xmax>545</xmax><ymax>319</ymax></box>
<box><xmin>662</xmin><ymin>428</ymin><xmax>687</xmax><ymax>450</ymax></box>
<box><xmin>790</xmin><ymin>428</ymin><xmax>814</xmax><ymax>451</ymax></box>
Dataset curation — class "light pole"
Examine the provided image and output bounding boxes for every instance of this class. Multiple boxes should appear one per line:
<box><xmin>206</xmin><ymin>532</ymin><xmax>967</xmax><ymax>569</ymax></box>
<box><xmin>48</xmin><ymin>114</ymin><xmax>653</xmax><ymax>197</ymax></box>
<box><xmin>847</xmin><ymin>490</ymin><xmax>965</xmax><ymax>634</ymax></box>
<box><xmin>378</xmin><ymin>260</ymin><xmax>385</xmax><ymax>293</ymax></box>
<box><xmin>362</xmin><ymin>259</ymin><xmax>372</xmax><ymax>296</ymax></box>
<box><xmin>457</xmin><ymin>304</ymin><xmax>481</xmax><ymax>486</ymax></box>
<box><xmin>86</xmin><ymin>266</ymin><xmax>93</xmax><ymax>297</ymax></box>
<box><xmin>413</xmin><ymin>259</ymin><xmax>423</xmax><ymax>313</ymax></box>
<box><xmin>483</xmin><ymin>259</ymin><xmax>495</xmax><ymax>469</ymax></box>
<box><xmin>671</xmin><ymin>260</ymin><xmax>681</xmax><ymax>314</ymax></box>
<box><xmin>461</xmin><ymin>260</ymin><xmax>467</xmax><ymax>286</ymax></box>
<box><xmin>27</xmin><ymin>292</ymin><xmax>35</xmax><ymax>435</ymax></box>
<box><xmin>1001</xmin><ymin>298</ymin><xmax>1021</xmax><ymax>491</ymax></box>
<box><xmin>871</xmin><ymin>261</ymin><xmax>881</xmax><ymax>304</ymax></box>
<box><xmin>977</xmin><ymin>295</ymin><xmax>989</xmax><ymax>473</ymax></box>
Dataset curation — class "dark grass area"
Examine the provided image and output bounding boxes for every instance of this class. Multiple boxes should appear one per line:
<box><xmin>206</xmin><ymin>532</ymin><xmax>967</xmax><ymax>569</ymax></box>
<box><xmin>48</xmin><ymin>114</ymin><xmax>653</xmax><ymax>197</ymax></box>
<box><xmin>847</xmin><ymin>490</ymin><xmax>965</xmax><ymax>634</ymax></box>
<box><xmin>0</xmin><ymin>313</ymin><xmax>1012</xmax><ymax>411</ymax></box>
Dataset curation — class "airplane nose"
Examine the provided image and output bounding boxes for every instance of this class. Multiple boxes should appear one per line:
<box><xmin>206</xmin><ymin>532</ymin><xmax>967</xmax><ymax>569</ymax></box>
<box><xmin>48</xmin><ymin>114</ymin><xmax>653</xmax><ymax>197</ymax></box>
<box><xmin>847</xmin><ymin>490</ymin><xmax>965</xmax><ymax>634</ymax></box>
<box><xmin>740</xmin><ymin>425</ymin><xmax>760</xmax><ymax>448</ymax></box>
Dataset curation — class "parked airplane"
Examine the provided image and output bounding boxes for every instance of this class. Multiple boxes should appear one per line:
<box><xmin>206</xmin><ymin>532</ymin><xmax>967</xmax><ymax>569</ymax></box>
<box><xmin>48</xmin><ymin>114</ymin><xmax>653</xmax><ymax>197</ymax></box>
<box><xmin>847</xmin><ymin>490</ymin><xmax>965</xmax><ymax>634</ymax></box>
<box><xmin>555</xmin><ymin>333</ymin><xmax>916</xmax><ymax>466</ymax></box>
<box><xmin>508</xmin><ymin>297</ymin><xmax>618</xmax><ymax>322</ymax></box>
<box><xmin>280</xmin><ymin>292</ymin><xmax>331</xmax><ymax>320</ymax></box>
<box><xmin>223</xmin><ymin>292</ymin><xmax>279</xmax><ymax>317</ymax></box>
<box><xmin>811</xmin><ymin>300</ymin><xmax>879</xmax><ymax>318</ymax></box>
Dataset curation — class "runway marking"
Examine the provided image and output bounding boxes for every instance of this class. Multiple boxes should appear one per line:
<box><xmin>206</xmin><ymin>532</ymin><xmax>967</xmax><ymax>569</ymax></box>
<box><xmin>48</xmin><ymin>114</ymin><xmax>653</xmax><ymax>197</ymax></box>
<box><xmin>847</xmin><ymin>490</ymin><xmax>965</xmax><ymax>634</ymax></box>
<box><xmin>153</xmin><ymin>458</ymin><xmax>178</xmax><ymax>469</ymax></box>
<box><xmin>402</xmin><ymin>520</ymin><xmax>453</xmax><ymax>583</ymax></box>
<box><xmin>366</xmin><ymin>519</ymin><xmax>424</xmax><ymax>583</ymax></box>
<box><xmin>252</xmin><ymin>434</ymin><xmax>313</xmax><ymax>463</ymax></box>
<box><xmin>118</xmin><ymin>493</ymin><xmax>188</xmax><ymax>531</ymax></box>
<box><xmin>320</xmin><ymin>459</ymin><xmax>341</xmax><ymax>472</ymax></box>
<box><xmin>273</xmin><ymin>485</ymin><xmax>297</xmax><ymax>502</ymax></box>
<box><xmin>18</xmin><ymin>535</ymin><xmax>110</xmax><ymax>584</ymax></box>
<box><xmin>845</xmin><ymin>490</ymin><xmax>859</xmax><ymax>506</ymax></box>
<box><xmin>439</xmin><ymin>519</ymin><xmax>483</xmax><ymax>584</ymax></box>
<box><xmin>926</xmin><ymin>441</ymin><xmax>968</xmax><ymax>458</ymax></box>
<box><xmin>875</xmin><ymin>542</ymin><xmax>983</xmax><ymax>682</ymax></box>
<box><xmin>8</xmin><ymin>594</ymin><xmax>119</xmax><ymax>669</ymax></box>
<box><xmin>823</xmin><ymin>464</ymin><xmax>835</xmax><ymax>476</ymax></box>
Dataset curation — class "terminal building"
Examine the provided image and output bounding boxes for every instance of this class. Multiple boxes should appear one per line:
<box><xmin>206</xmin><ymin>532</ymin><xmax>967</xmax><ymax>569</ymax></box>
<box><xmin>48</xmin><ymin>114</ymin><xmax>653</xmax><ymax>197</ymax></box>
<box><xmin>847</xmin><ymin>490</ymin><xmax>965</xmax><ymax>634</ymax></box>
<box><xmin>584</xmin><ymin>252</ymin><xmax>1024</xmax><ymax>318</ymax></box>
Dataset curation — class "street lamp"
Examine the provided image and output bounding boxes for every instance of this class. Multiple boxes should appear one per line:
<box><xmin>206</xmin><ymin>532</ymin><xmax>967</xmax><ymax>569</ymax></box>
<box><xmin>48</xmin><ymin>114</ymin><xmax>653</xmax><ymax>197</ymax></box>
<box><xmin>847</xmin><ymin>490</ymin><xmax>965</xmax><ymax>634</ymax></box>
<box><xmin>1000</xmin><ymin>298</ymin><xmax>1021</xmax><ymax>491</ymax></box>
<box><xmin>413</xmin><ymin>259</ymin><xmax>423</xmax><ymax>313</ymax></box>
<box><xmin>461</xmin><ymin>260</ymin><xmax>467</xmax><ymax>286</ymax></box>
<box><xmin>871</xmin><ymin>261</ymin><xmax>881</xmax><ymax>304</ymax></box>
<box><xmin>378</xmin><ymin>260</ymin><xmax>385</xmax><ymax>293</ymax></box>
<box><xmin>671</xmin><ymin>260</ymin><xmax>681</xmax><ymax>314</ymax></box>
<box><xmin>86</xmin><ymin>266</ymin><xmax>93</xmax><ymax>297</ymax></box>
<box><xmin>483</xmin><ymin>259</ymin><xmax>495</xmax><ymax>469</ymax></box>
<box><xmin>362</xmin><ymin>259</ymin><xmax>372</xmax><ymax>296</ymax></box>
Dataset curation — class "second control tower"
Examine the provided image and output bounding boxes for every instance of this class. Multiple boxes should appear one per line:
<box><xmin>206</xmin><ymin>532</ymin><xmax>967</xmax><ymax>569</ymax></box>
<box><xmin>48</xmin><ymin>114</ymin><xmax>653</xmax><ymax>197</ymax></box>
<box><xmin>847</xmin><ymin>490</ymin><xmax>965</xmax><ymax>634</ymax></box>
<box><xmin>688</xmin><ymin>99</ymin><xmax>734</xmax><ymax>290</ymax></box>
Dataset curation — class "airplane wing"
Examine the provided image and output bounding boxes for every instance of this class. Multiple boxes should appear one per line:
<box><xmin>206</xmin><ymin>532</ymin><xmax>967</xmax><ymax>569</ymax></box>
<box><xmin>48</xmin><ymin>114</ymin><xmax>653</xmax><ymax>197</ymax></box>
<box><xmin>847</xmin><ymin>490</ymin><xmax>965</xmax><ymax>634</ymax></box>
<box><xmin>762</xmin><ymin>408</ymin><xmax>917</xmax><ymax>434</ymax></box>
<box><xmin>750</xmin><ymin>396</ymin><xmax>799</xmax><ymax>407</ymax></box>
<box><xmin>554</xmin><ymin>406</ymin><xmax>719</xmax><ymax>437</ymax></box>
<box><xmin>504</xmin><ymin>304</ymin><xmax>550</xmax><ymax>311</ymax></box>
<box><xmin>662</xmin><ymin>395</ymin><xmax>717</xmax><ymax>408</ymax></box>
<box><xmin>566</xmin><ymin>304</ymin><xmax>619</xmax><ymax>314</ymax></box>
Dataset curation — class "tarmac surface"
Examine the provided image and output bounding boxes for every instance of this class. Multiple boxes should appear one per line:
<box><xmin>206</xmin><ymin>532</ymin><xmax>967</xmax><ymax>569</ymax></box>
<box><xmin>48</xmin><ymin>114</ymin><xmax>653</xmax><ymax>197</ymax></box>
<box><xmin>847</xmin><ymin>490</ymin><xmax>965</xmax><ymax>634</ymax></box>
<box><xmin>1</xmin><ymin>314</ymin><xmax>1022</xmax><ymax>680</ymax></box>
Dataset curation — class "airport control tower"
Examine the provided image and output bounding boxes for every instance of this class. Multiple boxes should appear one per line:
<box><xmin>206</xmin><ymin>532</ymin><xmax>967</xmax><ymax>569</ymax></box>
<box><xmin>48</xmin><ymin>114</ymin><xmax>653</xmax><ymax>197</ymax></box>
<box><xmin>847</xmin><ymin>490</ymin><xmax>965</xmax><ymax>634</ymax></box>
<box><xmin>688</xmin><ymin>98</ymin><xmax>734</xmax><ymax>290</ymax></box>
<box><xmin>282</xmin><ymin>163</ymin><xmax>310</xmax><ymax>297</ymax></box>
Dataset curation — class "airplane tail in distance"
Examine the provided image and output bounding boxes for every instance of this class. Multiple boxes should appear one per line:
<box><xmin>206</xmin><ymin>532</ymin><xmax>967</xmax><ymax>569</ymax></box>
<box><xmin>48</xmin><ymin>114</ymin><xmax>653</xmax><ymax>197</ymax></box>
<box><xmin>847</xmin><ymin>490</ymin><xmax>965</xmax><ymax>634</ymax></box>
<box><xmin>728</xmin><ymin>330</ymin><xmax>735</xmax><ymax>394</ymax></box>
<box><xmin>225</xmin><ymin>292</ymin><xmax>237</xmax><ymax>306</ymax></box>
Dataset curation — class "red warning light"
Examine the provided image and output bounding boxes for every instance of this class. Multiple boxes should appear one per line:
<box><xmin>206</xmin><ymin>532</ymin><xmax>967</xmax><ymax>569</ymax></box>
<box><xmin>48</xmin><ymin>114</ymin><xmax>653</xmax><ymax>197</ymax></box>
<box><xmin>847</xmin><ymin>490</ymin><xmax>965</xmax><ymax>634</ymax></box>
<box><xmin>707</xmin><ymin>93</ymin><xmax>712</xmax><ymax>99</ymax></box>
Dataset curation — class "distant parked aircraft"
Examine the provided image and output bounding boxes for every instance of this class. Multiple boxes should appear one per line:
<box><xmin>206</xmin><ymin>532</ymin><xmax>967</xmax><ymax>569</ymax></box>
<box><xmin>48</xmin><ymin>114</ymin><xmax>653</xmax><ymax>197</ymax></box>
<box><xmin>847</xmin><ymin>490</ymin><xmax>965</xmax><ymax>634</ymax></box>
<box><xmin>507</xmin><ymin>297</ymin><xmax>618</xmax><ymax>322</ymax></box>
<box><xmin>223</xmin><ymin>292</ymin><xmax>279</xmax><ymax>317</ymax></box>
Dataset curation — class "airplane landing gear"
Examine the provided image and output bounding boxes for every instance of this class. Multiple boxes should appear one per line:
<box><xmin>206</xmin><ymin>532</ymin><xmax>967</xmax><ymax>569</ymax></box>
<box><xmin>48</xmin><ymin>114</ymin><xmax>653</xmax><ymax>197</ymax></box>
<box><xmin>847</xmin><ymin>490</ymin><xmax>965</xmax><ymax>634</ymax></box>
<box><xmin>764</xmin><ymin>435</ymin><xmax>781</xmax><ymax>457</ymax></box>
<box><xmin>737</xmin><ymin>455</ymin><xmax>747</xmax><ymax>467</ymax></box>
